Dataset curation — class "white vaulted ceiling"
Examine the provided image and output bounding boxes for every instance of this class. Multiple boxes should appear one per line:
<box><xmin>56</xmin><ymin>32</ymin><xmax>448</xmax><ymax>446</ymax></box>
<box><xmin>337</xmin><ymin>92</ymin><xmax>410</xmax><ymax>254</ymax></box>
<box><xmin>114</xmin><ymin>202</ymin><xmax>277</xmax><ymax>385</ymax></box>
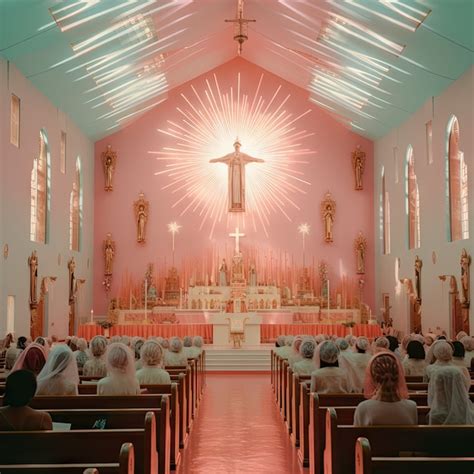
<box><xmin>0</xmin><ymin>0</ymin><xmax>472</xmax><ymax>140</ymax></box>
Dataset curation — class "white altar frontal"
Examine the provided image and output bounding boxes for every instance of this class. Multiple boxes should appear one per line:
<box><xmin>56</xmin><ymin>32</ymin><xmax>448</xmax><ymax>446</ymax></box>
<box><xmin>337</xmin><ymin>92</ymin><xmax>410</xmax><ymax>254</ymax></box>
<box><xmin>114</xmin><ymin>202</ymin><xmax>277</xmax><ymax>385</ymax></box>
<box><xmin>208</xmin><ymin>312</ymin><xmax>262</xmax><ymax>346</ymax></box>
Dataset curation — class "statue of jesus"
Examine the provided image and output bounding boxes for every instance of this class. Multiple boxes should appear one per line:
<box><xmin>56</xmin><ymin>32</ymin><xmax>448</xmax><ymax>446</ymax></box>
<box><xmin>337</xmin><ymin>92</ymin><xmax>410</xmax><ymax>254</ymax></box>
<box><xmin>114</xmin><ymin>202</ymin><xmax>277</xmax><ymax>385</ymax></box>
<box><xmin>210</xmin><ymin>139</ymin><xmax>264</xmax><ymax>212</ymax></box>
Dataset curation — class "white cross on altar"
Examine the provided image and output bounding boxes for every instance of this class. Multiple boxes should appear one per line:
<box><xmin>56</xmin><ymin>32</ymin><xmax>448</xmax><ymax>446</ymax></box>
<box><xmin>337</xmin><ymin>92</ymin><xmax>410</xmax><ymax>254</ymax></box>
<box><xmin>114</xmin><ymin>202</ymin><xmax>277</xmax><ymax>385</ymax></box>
<box><xmin>229</xmin><ymin>227</ymin><xmax>245</xmax><ymax>254</ymax></box>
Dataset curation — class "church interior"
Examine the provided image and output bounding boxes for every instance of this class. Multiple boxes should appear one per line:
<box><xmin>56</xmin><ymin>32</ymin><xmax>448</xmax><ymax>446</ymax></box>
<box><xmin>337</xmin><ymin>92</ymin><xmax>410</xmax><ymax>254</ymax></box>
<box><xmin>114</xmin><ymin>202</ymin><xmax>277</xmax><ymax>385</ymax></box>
<box><xmin>0</xmin><ymin>0</ymin><xmax>473</xmax><ymax>472</ymax></box>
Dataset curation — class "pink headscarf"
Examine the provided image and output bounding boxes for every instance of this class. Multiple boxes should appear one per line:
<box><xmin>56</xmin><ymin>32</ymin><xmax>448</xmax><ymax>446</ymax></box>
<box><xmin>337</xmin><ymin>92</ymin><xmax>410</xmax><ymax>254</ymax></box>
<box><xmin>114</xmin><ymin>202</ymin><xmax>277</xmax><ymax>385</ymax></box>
<box><xmin>364</xmin><ymin>352</ymin><xmax>409</xmax><ymax>400</ymax></box>
<box><xmin>10</xmin><ymin>343</ymin><xmax>47</xmax><ymax>375</ymax></box>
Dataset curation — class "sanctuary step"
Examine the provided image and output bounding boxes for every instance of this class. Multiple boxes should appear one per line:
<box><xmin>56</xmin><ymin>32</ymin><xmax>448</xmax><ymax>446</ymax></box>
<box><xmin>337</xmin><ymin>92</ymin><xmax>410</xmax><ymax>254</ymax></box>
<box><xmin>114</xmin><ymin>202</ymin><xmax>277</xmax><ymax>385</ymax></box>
<box><xmin>205</xmin><ymin>346</ymin><xmax>271</xmax><ymax>372</ymax></box>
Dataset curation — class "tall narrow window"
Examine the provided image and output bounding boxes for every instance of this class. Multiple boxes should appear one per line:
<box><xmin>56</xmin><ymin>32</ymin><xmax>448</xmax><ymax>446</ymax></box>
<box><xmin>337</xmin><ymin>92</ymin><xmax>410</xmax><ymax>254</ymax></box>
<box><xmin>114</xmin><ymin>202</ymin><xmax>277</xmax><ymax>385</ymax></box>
<box><xmin>381</xmin><ymin>169</ymin><xmax>391</xmax><ymax>255</ymax></box>
<box><xmin>60</xmin><ymin>131</ymin><xmax>67</xmax><ymax>174</ymax></box>
<box><xmin>405</xmin><ymin>146</ymin><xmax>421</xmax><ymax>249</ymax></box>
<box><xmin>70</xmin><ymin>157</ymin><xmax>82</xmax><ymax>251</ymax></box>
<box><xmin>10</xmin><ymin>94</ymin><xmax>20</xmax><ymax>147</ymax></box>
<box><xmin>30</xmin><ymin>130</ymin><xmax>51</xmax><ymax>243</ymax></box>
<box><xmin>447</xmin><ymin>116</ymin><xmax>469</xmax><ymax>241</ymax></box>
<box><xmin>425</xmin><ymin>120</ymin><xmax>433</xmax><ymax>164</ymax></box>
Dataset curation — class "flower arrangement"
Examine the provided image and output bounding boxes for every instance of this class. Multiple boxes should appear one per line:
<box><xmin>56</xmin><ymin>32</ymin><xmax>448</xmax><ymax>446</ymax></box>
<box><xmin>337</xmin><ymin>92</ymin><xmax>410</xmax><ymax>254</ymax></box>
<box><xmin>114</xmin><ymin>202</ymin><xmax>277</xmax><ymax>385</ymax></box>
<box><xmin>342</xmin><ymin>321</ymin><xmax>356</xmax><ymax>328</ymax></box>
<box><xmin>98</xmin><ymin>320</ymin><xmax>115</xmax><ymax>329</ymax></box>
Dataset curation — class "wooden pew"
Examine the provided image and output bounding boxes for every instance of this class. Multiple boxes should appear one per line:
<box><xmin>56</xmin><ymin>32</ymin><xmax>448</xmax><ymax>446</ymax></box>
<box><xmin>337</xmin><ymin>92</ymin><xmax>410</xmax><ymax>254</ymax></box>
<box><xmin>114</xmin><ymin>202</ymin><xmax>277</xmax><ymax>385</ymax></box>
<box><xmin>324</xmin><ymin>408</ymin><xmax>474</xmax><ymax>474</ymax></box>
<box><xmin>297</xmin><ymin>380</ymin><xmax>312</xmax><ymax>467</ymax></box>
<box><xmin>290</xmin><ymin>374</ymin><xmax>310</xmax><ymax>447</ymax></box>
<box><xmin>281</xmin><ymin>359</ymin><xmax>289</xmax><ymax>419</ymax></box>
<box><xmin>355</xmin><ymin>437</ymin><xmax>474</xmax><ymax>474</ymax></box>
<box><xmin>0</xmin><ymin>413</ymin><xmax>157</xmax><ymax>474</ymax></box>
<box><xmin>48</xmin><ymin>398</ymin><xmax>170</xmax><ymax>474</ymax></box>
<box><xmin>0</xmin><ymin>443</ymin><xmax>133</xmax><ymax>473</ymax></box>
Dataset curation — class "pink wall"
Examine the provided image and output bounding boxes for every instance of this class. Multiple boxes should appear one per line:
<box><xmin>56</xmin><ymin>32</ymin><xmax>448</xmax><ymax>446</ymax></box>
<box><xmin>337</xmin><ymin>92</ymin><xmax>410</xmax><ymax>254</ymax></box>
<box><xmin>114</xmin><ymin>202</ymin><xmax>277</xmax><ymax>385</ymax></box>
<box><xmin>94</xmin><ymin>57</ymin><xmax>374</xmax><ymax>313</ymax></box>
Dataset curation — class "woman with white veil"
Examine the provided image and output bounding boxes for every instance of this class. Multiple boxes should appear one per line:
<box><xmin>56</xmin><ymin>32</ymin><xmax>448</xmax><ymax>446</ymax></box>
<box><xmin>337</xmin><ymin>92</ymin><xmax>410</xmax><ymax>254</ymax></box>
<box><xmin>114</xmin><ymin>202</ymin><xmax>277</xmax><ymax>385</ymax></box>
<box><xmin>339</xmin><ymin>336</ymin><xmax>372</xmax><ymax>393</ymax></box>
<box><xmin>97</xmin><ymin>343</ymin><xmax>140</xmax><ymax>396</ymax></box>
<box><xmin>428</xmin><ymin>365</ymin><xmax>474</xmax><ymax>425</ymax></box>
<box><xmin>164</xmin><ymin>337</ymin><xmax>188</xmax><ymax>367</ymax></box>
<box><xmin>36</xmin><ymin>346</ymin><xmax>79</xmax><ymax>396</ymax></box>
<box><xmin>310</xmin><ymin>340</ymin><xmax>349</xmax><ymax>393</ymax></box>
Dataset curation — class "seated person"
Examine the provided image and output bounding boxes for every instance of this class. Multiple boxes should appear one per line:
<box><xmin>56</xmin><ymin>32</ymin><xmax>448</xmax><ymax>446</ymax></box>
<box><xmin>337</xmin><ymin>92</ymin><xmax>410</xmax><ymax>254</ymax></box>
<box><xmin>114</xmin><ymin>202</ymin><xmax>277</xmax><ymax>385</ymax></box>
<box><xmin>452</xmin><ymin>340</ymin><xmax>467</xmax><ymax>367</ymax></box>
<box><xmin>428</xmin><ymin>365</ymin><xmax>474</xmax><ymax>424</ymax></box>
<box><xmin>82</xmin><ymin>336</ymin><xmax>107</xmax><ymax>377</ymax></box>
<box><xmin>98</xmin><ymin>343</ymin><xmax>140</xmax><ymax>396</ymax></box>
<box><xmin>136</xmin><ymin>341</ymin><xmax>171</xmax><ymax>385</ymax></box>
<box><xmin>0</xmin><ymin>370</ymin><xmax>52</xmax><ymax>430</ymax></box>
<box><xmin>354</xmin><ymin>352</ymin><xmax>417</xmax><ymax>426</ymax></box>
<box><xmin>5</xmin><ymin>336</ymin><xmax>27</xmax><ymax>371</ymax></box>
<box><xmin>182</xmin><ymin>336</ymin><xmax>194</xmax><ymax>359</ymax></box>
<box><xmin>164</xmin><ymin>337</ymin><xmax>188</xmax><ymax>367</ymax></box>
<box><xmin>187</xmin><ymin>336</ymin><xmax>203</xmax><ymax>359</ymax></box>
<box><xmin>310</xmin><ymin>341</ymin><xmax>349</xmax><ymax>393</ymax></box>
<box><xmin>37</xmin><ymin>346</ymin><xmax>79</xmax><ymax>396</ymax></box>
<box><xmin>133</xmin><ymin>338</ymin><xmax>145</xmax><ymax>370</ymax></box>
<box><xmin>461</xmin><ymin>336</ymin><xmax>474</xmax><ymax>367</ymax></box>
<box><xmin>10</xmin><ymin>343</ymin><xmax>47</xmax><ymax>376</ymax></box>
<box><xmin>293</xmin><ymin>339</ymin><xmax>317</xmax><ymax>375</ymax></box>
<box><xmin>74</xmin><ymin>338</ymin><xmax>89</xmax><ymax>370</ymax></box>
<box><xmin>372</xmin><ymin>337</ymin><xmax>390</xmax><ymax>354</ymax></box>
<box><xmin>288</xmin><ymin>336</ymin><xmax>304</xmax><ymax>369</ymax></box>
<box><xmin>339</xmin><ymin>337</ymin><xmax>372</xmax><ymax>392</ymax></box>
<box><xmin>335</xmin><ymin>338</ymin><xmax>349</xmax><ymax>353</ymax></box>
<box><xmin>275</xmin><ymin>336</ymin><xmax>293</xmax><ymax>359</ymax></box>
<box><xmin>402</xmin><ymin>340</ymin><xmax>427</xmax><ymax>377</ymax></box>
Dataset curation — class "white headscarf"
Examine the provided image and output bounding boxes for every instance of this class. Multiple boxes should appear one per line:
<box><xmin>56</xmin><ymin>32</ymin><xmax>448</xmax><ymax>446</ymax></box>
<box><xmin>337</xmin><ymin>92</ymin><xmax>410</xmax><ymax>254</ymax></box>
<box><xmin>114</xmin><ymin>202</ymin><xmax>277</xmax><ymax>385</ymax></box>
<box><xmin>37</xmin><ymin>345</ymin><xmax>79</xmax><ymax>391</ymax></box>
<box><xmin>106</xmin><ymin>342</ymin><xmax>136</xmax><ymax>380</ymax></box>
<box><xmin>428</xmin><ymin>365</ymin><xmax>474</xmax><ymax>425</ymax></box>
<box><xmin>314</xmin><ymin>340</ymin><xmax>340</xmax><ymax>369</ymax></box>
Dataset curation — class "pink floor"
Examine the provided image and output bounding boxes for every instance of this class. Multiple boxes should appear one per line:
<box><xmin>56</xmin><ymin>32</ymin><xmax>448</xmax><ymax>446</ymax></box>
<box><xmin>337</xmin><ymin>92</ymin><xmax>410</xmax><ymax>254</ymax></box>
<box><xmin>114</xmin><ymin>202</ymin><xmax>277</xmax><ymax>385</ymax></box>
<box><xmin>177</xmin><ymin>373</ymin><xmax>307</xmax><ymax>474</ymax></box>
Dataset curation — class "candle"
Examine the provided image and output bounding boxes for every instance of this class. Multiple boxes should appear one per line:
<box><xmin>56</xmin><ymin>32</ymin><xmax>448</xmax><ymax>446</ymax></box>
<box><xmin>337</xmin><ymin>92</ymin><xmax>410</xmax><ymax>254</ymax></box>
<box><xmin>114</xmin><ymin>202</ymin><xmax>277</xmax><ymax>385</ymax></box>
<box><xmin>90</xmin><ymin>309</ymin><xmax>94</xmax><ymax>323</ymax></box>
<box><xmin>327</xmin><ymin>280</ymin><xmax>330</xmax><ymax>315</ymax></box>
<box><xmin>144</xmin><ymin>278</ymin><xmax>148</xmax><ymax>322</ymax></box>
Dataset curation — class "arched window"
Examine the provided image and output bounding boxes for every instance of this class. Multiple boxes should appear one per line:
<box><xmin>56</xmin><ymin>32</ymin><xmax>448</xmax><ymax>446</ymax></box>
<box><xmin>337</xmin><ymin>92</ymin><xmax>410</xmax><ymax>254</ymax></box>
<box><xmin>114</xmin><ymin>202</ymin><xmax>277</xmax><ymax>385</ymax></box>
<box><xmin>405</xmin><ymin>145</ymin><xmax>420</xmax><ymax>249</ymax></box>
<box><xmin>446</xmin><ymin>116</ymin><xmax>469</xmax><ymax>241</ymax></box>
<box><xmin>69</xmin><ymin>157</ymin><xmax>82</xmax><ymax>251</ymax></box>
<box><xmin>380</xmin><ymin>168</ymin><xmax>391</xmax><ymax>255</ymax></box>
<box><xmin>30</xmin><ymin>129</ymin><xmax>51</xmax><ymax>243</ymax></box>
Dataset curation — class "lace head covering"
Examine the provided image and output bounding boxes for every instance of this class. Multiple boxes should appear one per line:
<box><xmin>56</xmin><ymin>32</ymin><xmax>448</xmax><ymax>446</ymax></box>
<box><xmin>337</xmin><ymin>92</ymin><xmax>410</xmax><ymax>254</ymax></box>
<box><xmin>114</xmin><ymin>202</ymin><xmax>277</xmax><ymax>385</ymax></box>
<box><xmin>276</xmin><ymin>335</ymin><xmax>286</xmax><ymax>347</ymax></box>
<box><xmin>364</xmin><ymin>352</ymin><xmax>408</xmax><ymax>401</ymax></box>
<box><xmin>291</xmin><ymin>336</ymin><xmax>303</xmax><ymax>355</ymax></box>
<box><xmin>428</xmin><ymin>365</ymin><xmax>474</xmax><ymax>424</ymax></box>
<box><xmin>120</xmin><ymin>336</ymin><xmax>131</xmax><ymax>347</ymax></box>
<box><xmin>37</xmin><ymin>345</ymin><xmax>79</xmax><ymax>389</ymax></box>
<box><xmin>355</xmin><ymin>337</ymin><xmax>369</xmax><ymax>353</ymax></box>
<box><xmin>11</xmin><ymin>343</ymin><xmax>47</xmax><ymax>375</ymax></box>
<box><xmin>141</xmin><ymin>340</ymin><xmax>164</xmax><ymax>367</ymax></box>
<box><xmin>456</xmin><ymin>331</ymin><xmax>468</xmax><ymax>341</ymax></box>
<box><xmin>373</xmin><ymin>337</ymin><xmax>390</xmax><ymax>352</ymax></box>
<box><xmin>335</xmin><ymin>338</ymin><xmax>349</xmax><ymax>351</ymax></box>
<box><xmin>314</xmin><ymin>340</ymin><xmax>340</xmax><ymax>369</ymax></box>
<box><xmin>110</xmin><ymin>335</ymin><xmax>121</xmax><ymax>343</ymax></box>
<box><xmin>285</xmin><ymin>336</ymin><xmax>294</xmax><ymax>347</ymax></box>
<box><xmin>183</xmin><ymin>336</ymin><xmax>193</xmax><ymax>348</ymax></box>
<box><xmin>193</xmin><ymin>336</ymin><xmax>203</xmax><ymax>348</ymax></box>
<box><xmin>90</xmin><ymin>336</ymin><xmax>107</xmax><ymax>357</ymax></box>
<box><xmin>424</xmin><ymin>335</ymin><xmax>434</xmax><ymax>347</ymax></box>
<box><xmin>427</xmin><ymin>340</ymin><xmax>454</xmax><ymax>364</ymax></box>
<box><xmin>169</xmin><ymin>337</ymin><xmax>183</xmax><ymax>353</ymax></box>
<box><xmin>300</xmin><ymin>339</ymin><xmax>316</xmax><ymax>359</ymax></box>
<box><xmin>161</xmin><ymin>338</ymin><xmax>170</xmax><ymax>349</ymax></box>
<box><xmin>461</xmin><ymin>336</ymin><xmax>474</xmax><ymax>352</ymax></box>
<box><xmin>76</xmin><ymin>338</ymin><xmax>88</xmax><ymax>352</ymax></box>
<box><xmin>105</xmin><ymin>342</ymin><xmax>136</xmax><ymax>379</ymax></box>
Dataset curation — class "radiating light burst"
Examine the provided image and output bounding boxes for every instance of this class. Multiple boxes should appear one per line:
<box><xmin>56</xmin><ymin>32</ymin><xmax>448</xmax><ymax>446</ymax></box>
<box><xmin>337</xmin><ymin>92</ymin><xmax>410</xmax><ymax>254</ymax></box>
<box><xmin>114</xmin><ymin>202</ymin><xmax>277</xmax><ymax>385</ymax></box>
<box><xmin>298</xmin><ymin>223</ymin><xmax>310</xmax><ymax>236</ymax></box>
<box><xmin>150</xmin><ymin>73</ymin><xmax>314</xmax><ymax>238</ymax></box>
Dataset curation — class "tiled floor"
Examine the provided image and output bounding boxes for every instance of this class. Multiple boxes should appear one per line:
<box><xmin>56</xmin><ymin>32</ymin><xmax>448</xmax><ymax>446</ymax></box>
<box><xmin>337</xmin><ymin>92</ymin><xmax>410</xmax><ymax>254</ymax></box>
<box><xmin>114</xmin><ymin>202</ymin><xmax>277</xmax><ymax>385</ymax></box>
<box><xmin>177</xmin><ymin>373</ymin><xmax>306</xmax><ymax>474</ymax></box>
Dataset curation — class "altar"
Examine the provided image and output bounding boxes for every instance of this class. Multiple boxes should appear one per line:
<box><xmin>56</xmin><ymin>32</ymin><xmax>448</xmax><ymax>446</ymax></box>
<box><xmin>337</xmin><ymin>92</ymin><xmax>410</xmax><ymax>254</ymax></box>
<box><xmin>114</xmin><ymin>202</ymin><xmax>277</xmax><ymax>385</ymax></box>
<box><xmin>208</xmin><ymin>312</ymin><xmax>262</xmax><ymax>345</ymax></box>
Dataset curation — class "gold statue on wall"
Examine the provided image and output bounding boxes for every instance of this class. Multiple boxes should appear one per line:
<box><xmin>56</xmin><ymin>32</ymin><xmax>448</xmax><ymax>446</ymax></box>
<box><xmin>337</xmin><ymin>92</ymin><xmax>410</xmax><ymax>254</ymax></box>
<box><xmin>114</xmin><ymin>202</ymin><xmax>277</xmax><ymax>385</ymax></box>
<box><xmin>415</xmin><ymin>255</ymin><xmax>422</xmax><ymax>302</ymax></box>
<box><xmin>460</xmin><ymin>248</ymin><xmax>471</xmax><ymax>308</ymax></box>
<box><xmin>68</xmin><ymin>257</ymin><xmax>76</xmax><ymax>305</ymax></box>
<box><xmin>321</xmin><ymin>192</ymin><xmax>336</xmax><ymax>243</ymax></box>
<box><xmin>134</xmin><ymin>192</ymin><xmax>149</xmax><ymax>244</ymax></box>
<box><xmin>104</xmin><ymin>233</ymin><xmax>115</xmax><ymax>276</ymax></box>
<box><xmin>28</xmin><ymin>251</ymin><xmax>39</xmax><ymax>308</ymax></box>
<box><xmin>352</xmin><ymin>145</ymin><xmax>365</xmax><ymax>191</ymax></box>
<box><xmin>102</xmin><ymin>145</ymin><xmax>117</xmax><ymax>191</ymax></box>
<box><xmin>354</xmin><ymin>232</ymin><xmax>367</xmax><ymax>274</ymax></box>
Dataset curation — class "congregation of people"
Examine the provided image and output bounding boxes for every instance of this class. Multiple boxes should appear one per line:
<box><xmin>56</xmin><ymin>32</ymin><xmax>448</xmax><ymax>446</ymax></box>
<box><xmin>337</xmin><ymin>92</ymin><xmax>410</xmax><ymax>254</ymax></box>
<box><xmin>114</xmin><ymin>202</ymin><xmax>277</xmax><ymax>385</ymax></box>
<box><xmin>274</xmin><ymin>330</ymin><xmax>474</xmax><ymax>426</ymax></box>
<box><xmin>0</xmin><ymin>333</ymin><xmax>204</xmax><ymax>431</ymax></box>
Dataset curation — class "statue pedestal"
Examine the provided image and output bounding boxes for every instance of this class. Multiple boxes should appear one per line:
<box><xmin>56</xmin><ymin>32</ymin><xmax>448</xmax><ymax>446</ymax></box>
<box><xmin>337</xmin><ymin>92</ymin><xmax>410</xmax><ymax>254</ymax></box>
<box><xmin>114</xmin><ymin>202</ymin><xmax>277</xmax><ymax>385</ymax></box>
<box><xmin>208</xmin><ymin>312</ymin><xmax>261</xmax><ymax>346</ymax></box>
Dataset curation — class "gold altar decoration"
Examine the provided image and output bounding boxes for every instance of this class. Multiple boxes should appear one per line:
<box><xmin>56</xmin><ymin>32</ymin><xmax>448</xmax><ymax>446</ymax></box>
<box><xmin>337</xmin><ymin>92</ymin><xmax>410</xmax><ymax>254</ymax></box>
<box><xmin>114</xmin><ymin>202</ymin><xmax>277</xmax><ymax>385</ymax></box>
<box><xmin>28</xmin><ymin>251</ymin><xmax>39</xmax><ymax>308</ymax></box>
<box><xmin>101</xmin><ymin>144</ymin><xmax>117</xmax><ymax>192</ymax></box>
<box><xmin>352</xmin><ymin>145</ymin><xmax>365</xmax><ymax>191</ymax></box>
<box><xmin>321</xmin><ymin>192</ymin><xmax>336</xmax><ymax>243</ymax></box>
<box><xmin>460</xmin><ymin>248</ymin><xmax>471</xmax><ymax>308</ymax></box>
<box><xmin>224</xmin><ymin>0</ymin><xmax>256</xmax><ymax>56</ymax></box>
<box><xmin>354</xmin><ymin>232</ymin><xmax>367</xmax><ymax>274</ymax></box>
<box><xmin>134</xmin><ymin>192</ymin><xmax>149</xmax><ymax>244</ymax></box>
<box><xmin>103</xmin><ymin>233</ymin><xmax>115</xmax><ymax>292</ymax></box>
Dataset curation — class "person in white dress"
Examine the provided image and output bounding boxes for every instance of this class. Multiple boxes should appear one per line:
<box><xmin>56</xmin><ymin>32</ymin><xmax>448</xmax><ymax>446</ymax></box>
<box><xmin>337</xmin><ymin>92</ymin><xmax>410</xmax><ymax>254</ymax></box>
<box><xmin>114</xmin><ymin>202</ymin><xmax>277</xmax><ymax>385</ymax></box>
<box><xmin>288</xmin><ymin>336</ymin><xmax>304</xmax><ymax>369</ymax></box>
<box><xmin>136</xmin><ymin>340</ymin><xmax>171</xmax><ymax>385</ymax></box>
<box><xmin>372</xmin><ymin>337</ymin><xmax>390</xmax><ymax>354</ymax></box>
<box><xmin>455</xmin><ymin>331</ymin><xmax>468</xmax><ymax>342</ymax></box>
<box><xmin>74</xmin><ymin>338</ymin><xmax>89</xmax><ymax>370</ymax></box>
<box><xmin>187</xmin><ymin>336</ymin><xmax>203</xmax><ymax>359</ymax></box>
<box><xmin>354</xmin><ymin>352</ymin><xmax>417</xmax><ymax>426</ymax></box>
<box><xmin>97</xmin><ymin>343</ymin><xmax>140</xmax><ymax>396</ymax></box>
<box><xmin>164</xmin><ymin>337</ymin><xmax>188</xmax><ymax>367</ymax></box>
<box><xmin>461</xmin><ymin>336</ymin><xmax>474</xmax><ymax>368</ymax></box>
<box><xmin>293</xmin><ymin>339</ymin><xmax>317</xmax><ymax>375</ymax></box>
<box><xmin>428</xmin><ymin>365</ymin><xmax>474</xmax><ymax>425</ymax></box>
<box><xmin>182</xmin><ymin>336</ymin><xmax>194</xmax><ymax>359</ymax></box>
<box><xmin>402</xmin><ymin>340</ymin><xmax>427</xmax><ymax>377</ymax></box>
<box><xmin>339</xmin><ymin>337</ymin><xmax>372</xmax><ymax>393</ymax></box>
<box><xmin>275</xmin><ymin>336</ymin><xmax>293</xmax><ymax>359</ymax></box>
<box><xmin>82</xmin><ymin>336</ymin><xmax>107</xmax><ymax>377</ymax></box>
<box><xmin>36</xmin><ymin>346</ymin><xmax>79</xmax><ymax>396</ymax></box>
<box><xmin>310</xmin><ymin>341</ymin><xmax>349</xmax><ymax>393</ymax></box>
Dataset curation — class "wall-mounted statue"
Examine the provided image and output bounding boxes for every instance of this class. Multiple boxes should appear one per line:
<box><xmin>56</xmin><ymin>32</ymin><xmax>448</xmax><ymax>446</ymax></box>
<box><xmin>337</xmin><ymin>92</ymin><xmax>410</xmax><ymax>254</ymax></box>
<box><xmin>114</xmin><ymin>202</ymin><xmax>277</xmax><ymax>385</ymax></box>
<box><xmin>321</xmin><ymin>192</ymin><xmax>336</xmax><ymax>243</ymax></box>
<box><xmin>68</xmin><ymin>257</ymin><xmax>76</xmax><ymax>305</ymax></box>
<box><xmin>104</xmin><ymin>233</ymin><xmax>115</xmax><ymax>276</ymax></box>
<box><xmin>352</xmin><ymin>145</ymin><xmax>365</xmax><ymax>191</ymax></box>
<box><xmin>28</xmin><ymin>251</ymin><xmax>38</xmax><ymax>308</ymax></box>
<box><xmin>354</xmin><ymin>232</ymin><xmax>367</xmax><ymax>274</ymax></box>
<box><xmin>414</xmin><ymin>255</ymin><xmax>422</xmax><ymax>302</ymax></box>
<box><xmin>102</xmin><ymin>144</ymin><xmax>117</xmax><ymax>192</ymax></box>
<box><xmin>134</xmin><ymin>192</ymin><xmax>149</xmax><ymax>244</ymax></box>
<box><xmin>460</xmin><ymin>248</ymin><xmax>471</xmax><ymax>308</ymax></box>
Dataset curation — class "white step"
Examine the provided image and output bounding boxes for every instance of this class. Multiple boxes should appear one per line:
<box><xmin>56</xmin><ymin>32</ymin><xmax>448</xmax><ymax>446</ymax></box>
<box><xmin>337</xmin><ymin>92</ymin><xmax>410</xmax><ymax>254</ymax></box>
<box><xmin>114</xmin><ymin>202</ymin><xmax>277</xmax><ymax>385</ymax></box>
<box><xmin>205</xmin><ymin>347</ymin><xmax>271</xmax><ymax>371</ymax></box>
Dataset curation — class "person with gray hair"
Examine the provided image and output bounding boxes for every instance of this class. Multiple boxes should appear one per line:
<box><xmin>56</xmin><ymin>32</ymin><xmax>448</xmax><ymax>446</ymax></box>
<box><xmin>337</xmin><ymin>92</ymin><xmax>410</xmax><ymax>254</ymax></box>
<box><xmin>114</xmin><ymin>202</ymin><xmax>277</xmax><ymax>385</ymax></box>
<box><xmin>293</xmin><ymin>339</ymin><xmax>317</xmax><ymax>375</ymax></box>
<box><xmin>136</xmin><ymin>340</ymin><xmax>171</xmax><ymax>385</ymax></box>
<box><xmin>310</xmin><ymin>341</ymin><xmax>349</xmax><ymax>393</ymax></box>
<box><xmin>164</xmin><ymin>337</ymin><xmax>188</xmax><ymax>366</ymax></box>
<box><xmin>83</xmin><ymin>336</ymin><xmax>107</xmax><ymax>377</ymax></box>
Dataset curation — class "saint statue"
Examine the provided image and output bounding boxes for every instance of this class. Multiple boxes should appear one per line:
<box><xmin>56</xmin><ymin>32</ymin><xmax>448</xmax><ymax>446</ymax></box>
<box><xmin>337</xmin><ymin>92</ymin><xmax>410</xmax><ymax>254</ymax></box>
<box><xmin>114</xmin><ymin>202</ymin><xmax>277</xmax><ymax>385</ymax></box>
<box><xmin>28</xmin><ymin>251</ymin><xmax>38</xmax><ymax>308</ymax></box>
<box><xmin>460</xmin><ymin>248</ymin><xmax>471</xmax><ymax>307</ymax></box>
<box><xmin>209</xmin><ymin>139</ymin><xmax>264</xmax><ymax>212</ymax></box>
<box><xmin>354</xmin><ymin>232</ymin><xmax>367</xmax><ymax>274</ymax></box>
<box><xmin>104</xmin><ymin>233</ymin><xmax>115</xmax><ymax>276</ymax></box>
<box><xmin>133</xmin><ymin>192</ymin><xmax>149</xmax><ymax>244</ymax></box>
<box><xmin>219</xmin><ymin>259</ymin><xmax>228</xmax><ymax>286</ymax></box>
<box><xmin>102</xmin><ymin>145</ymin><xmax>117</xmax><ymax>192</ymax></box>
<box><xmin>249</xmin><ymin>264</ymin><xmax>257</xmax><ymax>287</ymax></box>
<box><xmin>320</xmin><ymin>192</ymin><xmax>336</xmax><ymax>243</ymax></box>
<box><xmin>231</xmin><ymin>252</ymin><xmax>244</xmax><ymax>282</ymax></box>
<box><xmin>68</xmin><ymin>257</ymin><xmax>76</xmax><ymax>304</ymax></box>
<box><xmin>352</xmin><ymin>146</ymin><xmax>365</xmax><ymax>191</ymax></box>
<box><xmin>414</xmin><ymin>255</ymin><xmax>422</xmax><ymax>302</ymax></box>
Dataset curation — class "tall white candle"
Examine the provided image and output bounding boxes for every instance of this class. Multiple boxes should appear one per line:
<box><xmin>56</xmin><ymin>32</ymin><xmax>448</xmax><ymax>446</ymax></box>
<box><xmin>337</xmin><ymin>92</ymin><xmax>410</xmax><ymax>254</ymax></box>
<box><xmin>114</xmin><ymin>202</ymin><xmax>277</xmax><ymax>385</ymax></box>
<box><xmin>144</xmin><ymin>279</ymin><xmax>148</xmax><ymax>322</ymax></box>
<box><xmin>327</xmin><ymin>280</ymin><xmax>330</xmax><ymax>315</ymax></box>
<box><xmin>90</xmin><ymin>309</ymin><xmax>94</xmax><ymax>323</ymax></box>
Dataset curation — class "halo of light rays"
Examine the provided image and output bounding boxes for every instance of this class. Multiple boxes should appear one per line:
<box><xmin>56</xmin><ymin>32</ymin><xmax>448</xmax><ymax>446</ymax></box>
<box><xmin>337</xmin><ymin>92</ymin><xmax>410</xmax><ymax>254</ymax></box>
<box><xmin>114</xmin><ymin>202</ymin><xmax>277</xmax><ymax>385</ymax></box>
<box><xmin>150</xmin><ymin>72</ymin><xmax>314</xmax><ymax>238</ymax></box>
